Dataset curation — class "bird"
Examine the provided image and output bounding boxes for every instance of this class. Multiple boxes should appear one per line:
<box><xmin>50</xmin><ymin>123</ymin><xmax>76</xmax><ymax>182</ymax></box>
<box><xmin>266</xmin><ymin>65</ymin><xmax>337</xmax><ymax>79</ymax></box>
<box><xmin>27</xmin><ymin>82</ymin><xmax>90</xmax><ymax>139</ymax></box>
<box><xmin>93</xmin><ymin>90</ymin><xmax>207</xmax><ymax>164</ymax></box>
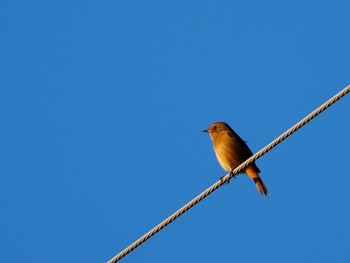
<box><xmin>203</xmin><ymin>121</ymin><xmax>268</xmax><ymax>196</ymax></box>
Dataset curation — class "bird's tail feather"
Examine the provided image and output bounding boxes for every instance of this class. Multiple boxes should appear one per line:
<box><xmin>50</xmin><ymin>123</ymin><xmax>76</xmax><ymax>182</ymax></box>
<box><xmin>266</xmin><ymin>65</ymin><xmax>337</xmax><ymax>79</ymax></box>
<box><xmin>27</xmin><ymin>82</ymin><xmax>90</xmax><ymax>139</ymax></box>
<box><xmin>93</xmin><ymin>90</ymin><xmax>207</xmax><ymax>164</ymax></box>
<box><xmin>245</xmin><ymin>166</ymin><xmax>268</xmax><ymax>197</ymax></box>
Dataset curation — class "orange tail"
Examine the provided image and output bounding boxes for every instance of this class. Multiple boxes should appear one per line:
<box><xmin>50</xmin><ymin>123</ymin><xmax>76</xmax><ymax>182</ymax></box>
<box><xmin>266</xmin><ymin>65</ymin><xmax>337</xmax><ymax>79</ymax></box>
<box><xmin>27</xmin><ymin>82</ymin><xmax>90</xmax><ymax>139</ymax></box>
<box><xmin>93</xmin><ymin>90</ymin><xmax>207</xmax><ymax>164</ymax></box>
<box><xmin>245</xmin><ymin>166</ymin><xmax>268</xmax><ymax>197</ymax></box>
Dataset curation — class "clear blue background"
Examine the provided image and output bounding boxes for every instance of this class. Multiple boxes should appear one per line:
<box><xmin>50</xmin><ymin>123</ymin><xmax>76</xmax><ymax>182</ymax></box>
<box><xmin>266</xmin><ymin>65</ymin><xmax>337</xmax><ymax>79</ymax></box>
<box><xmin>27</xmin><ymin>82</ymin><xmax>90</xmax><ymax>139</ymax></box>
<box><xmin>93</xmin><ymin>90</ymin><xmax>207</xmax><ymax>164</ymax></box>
<box><xmin>1</xmin><ymin>1</ymin><xmax>350</xmax><ymax>262</ymax></box>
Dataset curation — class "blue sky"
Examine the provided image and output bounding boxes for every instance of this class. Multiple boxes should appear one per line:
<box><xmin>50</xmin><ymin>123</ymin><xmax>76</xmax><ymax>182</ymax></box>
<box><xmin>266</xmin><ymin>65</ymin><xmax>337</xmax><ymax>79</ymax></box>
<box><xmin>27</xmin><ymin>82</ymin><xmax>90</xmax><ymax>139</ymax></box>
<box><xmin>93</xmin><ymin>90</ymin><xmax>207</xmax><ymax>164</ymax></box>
<box><xmin>1</xmin><ymin>1</ymin><xmax>350</xmax><ymax>262</ymax></box>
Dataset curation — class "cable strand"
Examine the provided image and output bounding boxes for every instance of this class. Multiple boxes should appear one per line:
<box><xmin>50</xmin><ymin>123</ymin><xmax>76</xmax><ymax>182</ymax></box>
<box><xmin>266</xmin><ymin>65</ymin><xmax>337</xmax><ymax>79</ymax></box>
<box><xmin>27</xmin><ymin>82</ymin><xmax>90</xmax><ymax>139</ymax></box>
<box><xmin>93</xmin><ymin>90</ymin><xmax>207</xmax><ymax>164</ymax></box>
<box><xmin>107</xmin><ymin>84</ymin><xmax>350</xmax><ymax>263</ymax></box>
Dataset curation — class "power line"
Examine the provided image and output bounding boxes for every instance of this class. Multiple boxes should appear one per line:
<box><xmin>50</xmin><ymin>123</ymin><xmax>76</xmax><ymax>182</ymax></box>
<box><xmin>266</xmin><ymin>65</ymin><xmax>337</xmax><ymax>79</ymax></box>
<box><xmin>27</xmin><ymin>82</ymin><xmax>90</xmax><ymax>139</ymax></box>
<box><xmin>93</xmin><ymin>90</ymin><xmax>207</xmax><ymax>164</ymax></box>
<box><xmin>107</xmin><ymin>84</ymin><xmax>350</xmax><ymax>263</ymax></box>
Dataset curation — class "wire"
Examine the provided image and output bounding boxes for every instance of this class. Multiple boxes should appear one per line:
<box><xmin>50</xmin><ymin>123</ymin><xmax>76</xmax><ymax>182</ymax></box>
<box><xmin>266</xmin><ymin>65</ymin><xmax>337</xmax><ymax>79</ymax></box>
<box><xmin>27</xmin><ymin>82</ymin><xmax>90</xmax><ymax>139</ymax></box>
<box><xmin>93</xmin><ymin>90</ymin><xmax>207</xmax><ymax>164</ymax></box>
<box><xmin>107</xmin><ymin>84</ymin><xmax>350</xmax><ymax>263</ymax></box>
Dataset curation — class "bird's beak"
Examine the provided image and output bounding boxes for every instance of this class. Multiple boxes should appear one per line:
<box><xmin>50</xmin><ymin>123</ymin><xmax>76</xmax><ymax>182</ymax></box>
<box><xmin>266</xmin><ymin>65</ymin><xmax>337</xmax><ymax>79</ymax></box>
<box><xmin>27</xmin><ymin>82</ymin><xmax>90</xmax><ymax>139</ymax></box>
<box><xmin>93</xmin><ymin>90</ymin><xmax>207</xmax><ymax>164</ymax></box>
<box><xmin>203</xmin><ymin>129</ymin><xmax>208</xmax><ymax>133</ymax></box>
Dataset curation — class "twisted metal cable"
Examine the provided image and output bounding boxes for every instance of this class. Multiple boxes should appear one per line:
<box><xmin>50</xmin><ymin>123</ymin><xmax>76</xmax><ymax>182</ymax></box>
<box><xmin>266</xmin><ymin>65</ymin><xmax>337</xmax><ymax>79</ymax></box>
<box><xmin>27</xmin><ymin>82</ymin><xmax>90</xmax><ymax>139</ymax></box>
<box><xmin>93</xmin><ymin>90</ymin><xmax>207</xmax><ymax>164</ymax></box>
<box><xmin>107</xmin><ymin>84</ymin><xmax>350</xmax><ymax>263</ymax></box>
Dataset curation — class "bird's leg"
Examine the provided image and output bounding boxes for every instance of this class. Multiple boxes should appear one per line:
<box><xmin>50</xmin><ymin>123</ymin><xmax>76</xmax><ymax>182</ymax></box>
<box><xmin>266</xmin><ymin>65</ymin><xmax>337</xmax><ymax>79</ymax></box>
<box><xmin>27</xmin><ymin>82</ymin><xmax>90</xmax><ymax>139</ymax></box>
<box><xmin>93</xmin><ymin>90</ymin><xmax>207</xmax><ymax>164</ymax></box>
<box><xmin>229</xmin><ymin>170</ymin><xmax>238</xmax><ymax>180</ymax></box>
<box><xmin>220</xmin><ymin>176</ymin><xmax>228</xmax><ymax>184</ymax></box>
<box><xmin>220</xmin><ymin>170</ymin><xmax>237</xmax><ymax>184</ymax></box>
<box><xmin>220</xmin><ymin>176</ymin><xmax>231</xmax><ymax>184</ymax></box>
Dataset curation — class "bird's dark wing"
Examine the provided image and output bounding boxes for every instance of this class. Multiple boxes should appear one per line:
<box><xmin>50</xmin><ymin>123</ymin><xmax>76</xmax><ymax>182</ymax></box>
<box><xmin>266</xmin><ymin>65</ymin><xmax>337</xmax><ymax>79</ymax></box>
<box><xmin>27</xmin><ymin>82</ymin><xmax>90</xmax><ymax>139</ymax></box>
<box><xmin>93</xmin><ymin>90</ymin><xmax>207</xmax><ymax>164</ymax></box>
<box><xmin>226</xmin><ymin>131</ymin><xmax>254</xmax><ymax>160</ymax></box>
<box><xmin>230</xmin><ymin>131</ymin><xmax>261</xmax><ymax>172</ymax></box>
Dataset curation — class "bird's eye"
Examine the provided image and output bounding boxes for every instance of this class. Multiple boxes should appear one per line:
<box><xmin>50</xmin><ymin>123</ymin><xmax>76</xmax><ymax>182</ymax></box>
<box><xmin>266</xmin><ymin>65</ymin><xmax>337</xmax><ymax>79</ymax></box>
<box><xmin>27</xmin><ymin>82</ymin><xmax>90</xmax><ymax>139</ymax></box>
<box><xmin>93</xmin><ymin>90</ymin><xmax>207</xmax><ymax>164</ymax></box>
<box><xmin>213</xmin><ymin>125</ymin><xmax>217</xmax><ymax>130</ymax></box>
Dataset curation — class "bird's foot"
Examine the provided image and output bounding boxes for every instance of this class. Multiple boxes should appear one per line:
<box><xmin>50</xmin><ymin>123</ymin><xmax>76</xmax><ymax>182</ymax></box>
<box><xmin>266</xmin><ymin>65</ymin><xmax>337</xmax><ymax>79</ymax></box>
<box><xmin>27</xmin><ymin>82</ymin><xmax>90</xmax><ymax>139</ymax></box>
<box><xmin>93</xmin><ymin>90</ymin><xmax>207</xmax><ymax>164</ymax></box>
<box><xmin>220</xmin><ymin>176</ymin><xmax>231</xmax><ymax>184</ymax></box>
<box><xmin>229</xmin><ymin>171</ymin><xmax>238</xmax><ymax>180</ymax></box>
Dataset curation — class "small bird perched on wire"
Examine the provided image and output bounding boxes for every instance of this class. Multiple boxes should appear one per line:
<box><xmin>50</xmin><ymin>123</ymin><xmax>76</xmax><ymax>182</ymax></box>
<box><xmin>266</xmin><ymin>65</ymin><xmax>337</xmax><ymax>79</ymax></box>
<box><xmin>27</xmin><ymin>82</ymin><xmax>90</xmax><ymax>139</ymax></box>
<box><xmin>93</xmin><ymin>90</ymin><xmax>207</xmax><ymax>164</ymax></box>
<box><xmin>203</xmin><ymin>121</ymin><xmax>268</xmax><ymax>196</ymax></box>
